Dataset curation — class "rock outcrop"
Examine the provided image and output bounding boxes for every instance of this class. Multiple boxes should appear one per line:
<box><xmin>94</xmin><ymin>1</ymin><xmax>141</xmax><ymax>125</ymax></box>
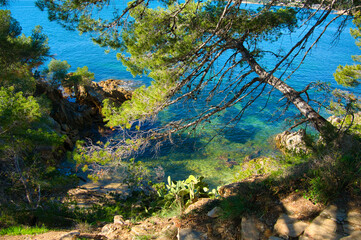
<box><xmin>35</xmin><ymin>79</ymin><xmax>132</xmax><ymax>149</ymax></box>
<box><xmin>76</xmin><ymin>79</ymin><xmax>132</xmax><ymax>113</ymax></box>
<box><xmin>275</xmin><ymin>129</ymin><xmax>311</xmax><ymax>154</ymax></box>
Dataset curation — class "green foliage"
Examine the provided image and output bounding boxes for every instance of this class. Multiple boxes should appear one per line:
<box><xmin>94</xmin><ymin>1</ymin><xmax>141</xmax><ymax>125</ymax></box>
<box><xmin>233</xmin><ymin>155</ymin><xmax>310</xmax><ymax>182</ymax></box>
<box><xmin>219</xmin><ymin>195</ymin><xmax>254</xmax><ymax>219</ymax></box>
<box><xmin>71</xmin><ymin>66</ymin><xmax>94</xmax><ymax>86</ymax></box>
<box><xmin>334</xmin><ymin>64</ymin><xmax>361</xmax><ymax>87</ymax></box>
<box><xmin>234</xmin><ymin>157</ymin><xmax>279</xmax><ymax>181</ymax></box>
<box><xmin>156</xmin><ymin>175</ymin><xmax>215</xmax><ymax>212</ymax></box>
<box><xmin>102</xmin><ymin>82</ymin><xmax>174</xmax><ymax>127</ymax></box>
<box><xmin>43</xmin><ymin>59</ymin><xmax>94</xmax><ymax>88</ymax></box>
<box><xmin>0</xmin><ymin>10</ymin><xmax>49</xmax><ymax>69</ymax></box>
<box><xmin>329</xmin><ymin>13</ymin><xmax>361</xmax><ymax>131</ymax></box>
<box><xmin>101</xmin><ymin>1</ymin><xmax>297</xmax><ymax>128</ymax></box>
<box><xmin>44</xmin><ymin>59</ymin><xmax>71</xmax><ymax>87</ymax></box>
<box><xmin>122</xmin><ymin>158</ymin><xmax>152</xmax><ymax>192</ymax></box>
<box><xmin>0</xmin><ymin>10</ymin><xmax>49</xmax><ymax>93</ymax></box>
<box><xmin>0</xmin><ymin>86</ymin><xmax>41</xmax><ymax>135</ymax></box>
<box><xmin>329</xmin><ymin>89</ymin><xmax>361</xmax><ymax>117</ymax></box>
<box><xmin>0</xmin><ymin>225</ymin><xmax>49</xmax><ymax>236</ymax></box>
<box><xmin>303</xmin><ymin>154</ymin><xmax>361</xmax><ymax>203</ymax></box>
<box><xmin>334</xmin><ymin>12</ymin><xmax>361</xmax><ymax>88</ymax></box>
<box><xmin>0</xmin><ymin>75</ymin><xmax>65</xmax><ymax>209</ymax></box>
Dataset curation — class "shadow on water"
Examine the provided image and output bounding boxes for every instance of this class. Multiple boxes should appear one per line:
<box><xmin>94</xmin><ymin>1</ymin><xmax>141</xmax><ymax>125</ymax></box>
<box><xmin>222</xmin><ymin>124</ymin><xmax>259</xmax><ymax>144</ymax></box>
<box><xmin>131</xmin><ymin>122</ymin><xmax>276</xmax><ymax>188</ymax></box>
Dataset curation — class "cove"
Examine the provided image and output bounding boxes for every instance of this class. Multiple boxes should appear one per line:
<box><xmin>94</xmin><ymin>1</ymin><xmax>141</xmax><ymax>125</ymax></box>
<box><xmin>3</xmin><ymin>0</ymin><xmax>360</xmax><ymax>187</ymax></box>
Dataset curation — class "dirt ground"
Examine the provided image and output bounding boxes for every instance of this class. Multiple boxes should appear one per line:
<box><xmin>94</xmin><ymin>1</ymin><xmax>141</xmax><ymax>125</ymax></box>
<box><xmin>0</xmin><ymin>231</ymin><xmax>69</xmax><ymax>240</ymax></box>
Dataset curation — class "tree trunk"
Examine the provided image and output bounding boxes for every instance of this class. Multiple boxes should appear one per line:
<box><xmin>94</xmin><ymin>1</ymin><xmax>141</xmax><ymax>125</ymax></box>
<box><xmin>239</xmin><ymin>44</ymin><xmax>336</xmax><ymax>140</ymax></box>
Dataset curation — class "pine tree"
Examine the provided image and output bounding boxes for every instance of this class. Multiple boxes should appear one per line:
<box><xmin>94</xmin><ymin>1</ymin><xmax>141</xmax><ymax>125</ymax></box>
<box><xmin>37</xmin><ymin>0</ymin><xmax>360</xmax><ymax>149</ymax></box>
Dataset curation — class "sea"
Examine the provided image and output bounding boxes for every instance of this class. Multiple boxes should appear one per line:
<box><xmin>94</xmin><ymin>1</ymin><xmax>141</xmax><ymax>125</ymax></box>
<box><xmin>3</xmin><ymin>0</ymin><xmax>360</xmax><ymax>187</ymax></box>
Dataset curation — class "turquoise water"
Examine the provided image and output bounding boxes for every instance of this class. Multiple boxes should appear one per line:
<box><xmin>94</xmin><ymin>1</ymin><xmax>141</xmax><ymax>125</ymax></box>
<box><xmin>3</xmin><ymin>1</ymin><xmax>360</xmax><ymax>187</ymax></box>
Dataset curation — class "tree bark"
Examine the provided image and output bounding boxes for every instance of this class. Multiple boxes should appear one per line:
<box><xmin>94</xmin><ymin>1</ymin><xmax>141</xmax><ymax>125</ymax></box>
<box><xmin>238</xmin><ymin>44</ymin><xmax>336</xmax><ymax>140</ymax></box>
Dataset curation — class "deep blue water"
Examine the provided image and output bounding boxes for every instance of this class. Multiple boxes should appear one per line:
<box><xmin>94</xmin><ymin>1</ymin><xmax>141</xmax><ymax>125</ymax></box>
<box><xmin>3</xmin><ymin>1</ymin><xmax>360</xmax><ymax>186</ymax></box>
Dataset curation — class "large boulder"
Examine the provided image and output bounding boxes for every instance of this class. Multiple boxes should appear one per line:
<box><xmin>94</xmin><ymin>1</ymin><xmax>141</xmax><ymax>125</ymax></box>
<box><xmin>274</xmin><ymin>129</ymin><xmax>311</xmax><ymax>154</ymax></box>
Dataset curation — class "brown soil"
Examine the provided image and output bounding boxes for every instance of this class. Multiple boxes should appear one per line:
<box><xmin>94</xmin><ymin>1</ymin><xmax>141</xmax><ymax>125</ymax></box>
<box><xmin>0</xmin><ymin>231</ymin><xmax>69</xmax><ymax>240</ymax></box>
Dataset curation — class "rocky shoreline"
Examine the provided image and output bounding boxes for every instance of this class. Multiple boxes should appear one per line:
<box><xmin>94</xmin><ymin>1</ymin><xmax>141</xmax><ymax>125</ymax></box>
<box><xmin>35</xmin><ymin>79</ymin><xmax>132</xmax><ymax>151</ymax></box>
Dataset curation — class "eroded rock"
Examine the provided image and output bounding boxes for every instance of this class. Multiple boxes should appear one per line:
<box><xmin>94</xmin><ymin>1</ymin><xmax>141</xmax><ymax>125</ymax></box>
<box><xmin>275</xmin><ymin>129</ymin><xmax>311</xmax><ymax>154</ymax></box>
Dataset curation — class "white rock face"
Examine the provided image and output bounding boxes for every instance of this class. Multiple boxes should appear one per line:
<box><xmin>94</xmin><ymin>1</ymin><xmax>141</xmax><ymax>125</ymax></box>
<box><xmin>275</xmin><ymin>129</ymin><xmax>310</xmax><ymax>154</ymax></box>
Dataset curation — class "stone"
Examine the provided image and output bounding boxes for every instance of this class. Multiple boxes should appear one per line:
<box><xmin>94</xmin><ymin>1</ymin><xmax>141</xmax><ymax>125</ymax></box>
<box><xmin>207</xmin><ymin>206</ymin><xmax>223</xmax><ymax>218</ymax></box>
<box><xmin>178</xmin><ymin>228</ymin><xmax>206</xmax><ymax>240</ymax></box>
<box><xmin>343</xmin><ymin>223</ymin><xmax>357</xmax><ymax>234</ymax></box>
<box><xmin>60</xmin><ymin>231</ymin><xmax>80</xmax><ymax>240</ymax></box>
<box><xmin>302</xmin><ymin>216</ymin><xmax>343</xmax><ymax>240</ymax></box>
<box><xmin>346</xmin><ymin>211</ymin><xmax>361</xmax><ymax>227</ymax></box>
<box><xmin>274</xmin><ymin>214</ymin><xmax>308</xmax><ymax>238</ymax></box>
<box><xmin>274</xmin><ymin>129</ymin><xmax>310</xmax><ymax>154</ymax></box>
<box><xmin>114</xmin><ymin>215</ymin><xmax>125</xmax><ymax>224</ymax></box>
<box><xmin>101</xmin><ymin>223</ymin><xmax>118</xmax><ymax>235</ymax></box>
<box><xmin>241</xmin><ymin>216</ymin><xmax>261</xmax><ymax>240</ymax></box>
<box><xmin>184</xmin><ymin>198</ymin><xmax>213</xmax><ymax>214</ymax></box>
<box><xmin>340</xmin><ymin>231</ymin><xmax>361</xmax><ymax>240</ymax></box>
<box><xmin>343</xmin><ymin>210</ymin><xmax>361</xmax><ymax>235</ymax></box>
<box><xmin>320</xmin><ymin>205</ymin><xmax>347</xmax><ymax>223</ymax></box>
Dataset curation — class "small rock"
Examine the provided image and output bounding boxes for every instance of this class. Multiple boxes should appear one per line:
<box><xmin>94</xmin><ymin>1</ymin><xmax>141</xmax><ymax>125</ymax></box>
<box><xmin>114</xmin><ymin>215</ymin><xmax>125</xmax><ymax>224</ymax></box>
<box><xmin>274</xmin><ymin>214</ymin><xmax>308</xmax><ymax>238</ymax></box>
<box><xmin>60</xmin><ymin>231</ymin><xmax>80</xmax><ymax>240</ymax></box>
<box><xmin>101</xmin><ymin>223</ymin><xmax>118</xmax><ymax>235</ymax></box>
<box><xmin>207</xmin><ymin>206</ymin><xmax>223</xmax><ymax>218</ymax></box>
<box><xmin>178</xmin><ymin>228</ymin><xmax>206</xmax><ymax>240</ymax></box>
<box><xmin>241</xmin><ymin>216</ymin><xmax>261</xmax><ymax>240</ymax></box>
<box><xmin>184</xmin><ymin>198</ymin><xmax>213</xmax><ymax>214</ymax></box>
